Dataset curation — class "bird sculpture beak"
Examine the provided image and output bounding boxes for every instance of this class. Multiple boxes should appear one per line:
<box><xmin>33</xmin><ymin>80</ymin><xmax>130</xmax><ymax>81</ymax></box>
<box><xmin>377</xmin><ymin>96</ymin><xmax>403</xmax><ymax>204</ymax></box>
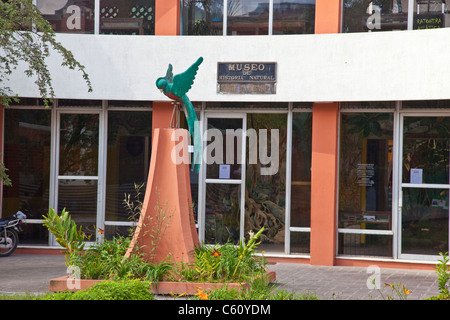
<box><xmin>160</xmin><ymin>89</ymin><xmax>164</xmax><ymax>92</ymax></box>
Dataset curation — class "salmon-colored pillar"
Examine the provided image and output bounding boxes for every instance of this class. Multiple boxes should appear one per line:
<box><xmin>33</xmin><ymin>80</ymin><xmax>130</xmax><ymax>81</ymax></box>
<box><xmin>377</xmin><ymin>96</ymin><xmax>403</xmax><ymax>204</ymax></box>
<box><xmin>310</xmin><ymin>103</ymin><xmax>339</xmax><ymax>266</ymax></box>
<box><xmin>155</xmin><ymin>0</ymin><xmax>181</xmax><ymax>35</ymax></box>
<box><xmin>152</xmin><ymin>101</ymin><xmax>174</xmax><ymax>136</ymax></box>
<box><xmin>309</xmin><ymin>0</ymin><xmax>341</xmax><ymax>266</ymax></box>
<box><xmin>315</xmin><ymin>0</ymin><xmax>341</xmax><ymax>34</ymax></box>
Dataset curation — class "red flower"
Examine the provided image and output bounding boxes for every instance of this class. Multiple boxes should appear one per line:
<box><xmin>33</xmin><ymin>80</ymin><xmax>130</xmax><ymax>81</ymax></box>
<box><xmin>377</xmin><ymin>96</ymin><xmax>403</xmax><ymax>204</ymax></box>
<box><xmin>211</xmin><ymin>249</ymin><xmax>221</xmax><ymax>257</ymax></box>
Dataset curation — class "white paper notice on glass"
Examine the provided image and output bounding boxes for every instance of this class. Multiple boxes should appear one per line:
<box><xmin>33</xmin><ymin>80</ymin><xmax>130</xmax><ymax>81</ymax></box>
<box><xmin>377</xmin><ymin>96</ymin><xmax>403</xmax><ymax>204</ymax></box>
<box><xmin>410</xmin><ymin>168</ymin><xmax>423</xmax><ymax>184</ymax></box>
<box><xmin>219</xmin><ymin>164</ymin><xmax>231</xmax><ymax>179</ymax></box>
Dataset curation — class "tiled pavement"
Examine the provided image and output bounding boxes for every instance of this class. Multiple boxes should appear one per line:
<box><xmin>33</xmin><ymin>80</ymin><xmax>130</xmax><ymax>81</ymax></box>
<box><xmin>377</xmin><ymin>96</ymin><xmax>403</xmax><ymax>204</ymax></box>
<box><xmin>0</xmin><ymin>254</ymin><xmax>442</xmax><ymax>300</ymax></box>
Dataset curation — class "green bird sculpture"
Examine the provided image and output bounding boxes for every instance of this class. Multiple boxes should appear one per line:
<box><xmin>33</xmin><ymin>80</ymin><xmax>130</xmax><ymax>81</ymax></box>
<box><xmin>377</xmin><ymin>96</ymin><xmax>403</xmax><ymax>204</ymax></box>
<box><xmin>156</xmin><ymin>57</ymin><xmax>203</xmax><ymax>173</ymax></box>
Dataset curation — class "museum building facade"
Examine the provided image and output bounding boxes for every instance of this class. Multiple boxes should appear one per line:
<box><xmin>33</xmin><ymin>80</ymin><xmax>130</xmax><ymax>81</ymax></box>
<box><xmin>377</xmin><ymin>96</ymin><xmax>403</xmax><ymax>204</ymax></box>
<box><xmin>4</xmin><ymin>0</ymin><xmax>450</xmax><ymax>269</ymax></box>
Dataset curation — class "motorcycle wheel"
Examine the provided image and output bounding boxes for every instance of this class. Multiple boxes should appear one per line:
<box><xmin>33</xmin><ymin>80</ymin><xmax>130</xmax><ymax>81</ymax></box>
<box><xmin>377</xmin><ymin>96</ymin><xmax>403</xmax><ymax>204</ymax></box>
<box><xmin>0</xmin><ymin>229</ymin><xmax>18</xmax><ymax>257</ymax></box>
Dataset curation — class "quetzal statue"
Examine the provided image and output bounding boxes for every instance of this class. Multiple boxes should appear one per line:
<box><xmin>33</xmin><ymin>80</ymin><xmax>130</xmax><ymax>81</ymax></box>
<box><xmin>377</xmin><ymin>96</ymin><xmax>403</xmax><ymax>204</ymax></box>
<box><xmin>156</xmin><ymin>57</ymin><xmax>203</xmax><ymax>173</ymax></box>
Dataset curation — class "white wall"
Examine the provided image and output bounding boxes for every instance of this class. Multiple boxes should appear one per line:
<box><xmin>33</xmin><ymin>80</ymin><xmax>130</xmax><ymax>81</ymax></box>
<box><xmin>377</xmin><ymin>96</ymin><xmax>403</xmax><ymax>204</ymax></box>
<box><xmin>8</xmin><ymin>28</ymin><xmax>450</xmax><ymax>102</ymax></box>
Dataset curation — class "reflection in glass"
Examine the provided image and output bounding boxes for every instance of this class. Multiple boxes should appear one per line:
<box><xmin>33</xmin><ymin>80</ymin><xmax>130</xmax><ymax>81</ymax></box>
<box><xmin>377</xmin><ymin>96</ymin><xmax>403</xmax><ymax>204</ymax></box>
<box><xmin>272</xmin><ymin>0</ymin><xmax>315</xmax><ymax>34</ymax></box>
<box><xmin>338</xmin><ymin>234</ymin><xmax>393</xmax><ymax>256</ymax></box>
<box><xmin>205</xmin><ymin>184</ymin><xmax>240</xmax><ymax>244</ymax></box>
<box><xmin>338</xmin><ymin>112</ymin><xmax>393</xmax><ymax>257</ymax></box>
<box><xmin>339</xmin><ymin>113</ymin><xmax>393</xmax><ymax>232</ymax></box>
<box><xmin>105</xmin><ymin>111</ymin><xmax>152</xmax><ymax>224</ymax></box>
<box><xmin>206</xmin><ymin>118</ymin><xmax>243</xmax><ymax>180</ymax></box>
<box><xmin>290</xmin><ymin>112</ymin><xmax>312</xmax><ymax>229</ymax></box>
<box><xmin>3</xmin><ymin>109</ymin><xmax>51</xmax><ymax>245</ymax></box>
<box><xmin>100</xmin><ymin>0</ymin><xmax>155</xmax><ymax>35</ymax></box>
<box><xmin>403</xmin><ymin>117</ymin><xmax>450</xmax><ymax>185</ymax></box>
<box><xmin>227</xmin><ymin>0</ymin><xmax>269</xmax><ymax>35</ymax></box>
<box><xmin>402</xmin><ymin>188</ymin><xmax>448</xmax><ymax>255</ymax></box>
<box><xmin>290</xmin><ymin>232</ymin><xmax>310</xmax><ymax>254</ymax></box>
<box><xmin>182</xmin><ymin>0</ymin><xmax>223</xmax><ymax>35</ymax></box>
<box><xmin>245</xmin><ymin>114</ymin><xmax>286</xmax><ymax>253</ymax></box>
<box><xmin>36</xmin><ymin>0</ymin><xmax>95</xmax><ymax>33</ymax></box>
<box><xmin>58</xmin><ymin>179</ymin><xmax>98</xmax><ymax>239</ymax></box>
<box><xmin>59</xmin><ymin>114</ymin><xmax>99</xmax><ymax>176</ymax></box>
<box><xmin>413</xmin><ymin>0</ymin><xmax>450</xmax><ymax>30</ymax></box>
<box><xmin>342</xmin><ymin>0</ymin><xmax>408</xmax><ymax>33</ymax></box>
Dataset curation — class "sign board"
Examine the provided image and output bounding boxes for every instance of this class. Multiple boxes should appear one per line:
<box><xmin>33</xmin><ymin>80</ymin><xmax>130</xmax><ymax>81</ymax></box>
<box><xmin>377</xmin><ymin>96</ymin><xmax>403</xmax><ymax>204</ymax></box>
<box><xmin>217</xmin><ymin>62</ymin><xmax>277</xmax><ymax>94</ymax></box>
<box><xmin>414</xmin><ymin>14</ymin><xmax>443</xmax><ymax>29</ymax></box>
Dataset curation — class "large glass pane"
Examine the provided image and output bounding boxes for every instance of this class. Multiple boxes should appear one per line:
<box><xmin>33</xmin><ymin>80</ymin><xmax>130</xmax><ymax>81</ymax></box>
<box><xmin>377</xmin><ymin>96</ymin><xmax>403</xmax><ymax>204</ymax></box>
<box><xmin>338</xmin><ymin>233</ymin><xmax>393</xmax><ymax>256</ymax></box>
<box><xmin>182</xmin><ymin>0</ymin><xmax>223</xmax><ymax>35</ymax></box>
<box><xmin>338</xmin><ymin>113</ymin><xmax>394</xmax><ymax>231</ymax></box>
<box><xmin>245</xmin><ymin>113</ymin><xmax>287</xmax><ymax>253</ymax></box>
<box><xmin>59</xmin><ymin>114</ymin><xmax>99</xmax><ymax>176</ymax></box>
<box><xmin>403</xmin><ymin>117</ymin><xmax>450</xmax><ymax>185</ymax></box>
<box><xmin>206</xmin><ymin>118</ymin><xmax>243</xmax><ymax>180</ymax></box>
<box><xmin>342</xmin><ymin>0</ymin><xmax>408</xmax><ymax>33</ymax></box>
<box><xmin>105</xmin><ymin>111</ymin><xmax>152</xmax><ymax>224</ymax></box>
<box><xmin>290</xmin><ymin>112</ymin><xmax>312</xmax><ymax>229</ymax></box>
<box><xmin>413</xmin><ymin>0</ymin><xmax>450</xmax><ymax>30</ymax></box>
<box><xmin>100</xmin><ymin>0</ymin><xmax>155</xmax><ymax>35</ymax></box>
<box><xmin>58</xmin><ymin>179</ymin><xmax>97</xmax><ymax>239</ymax></box>
<box><xmin>3</xmin><ymin>109</ymin><xmax>51</xmax><ymax>245</ymax></box>
<box><xmin>402</xmin><ymin>188</ymin><xmax>448</xmax><ymax>255</ymax></box>
<box><xmin>272</xmin><ymin>0</ymin><xmax>315</xmax><ymax>34</ymax></box>
<box><xmin>205</xmin><ymin>183</ymin><xmax>241</xmax><ymax>244</ymax></box>
<box><xmin>227</xmin><ymin>0</ymin><xmax>269</xmax><ymax>35</ymax></box>
<box><xmin>37</xmin><ymin>0</ymin><xmax>95</xmax><ymax>33</ymax></box>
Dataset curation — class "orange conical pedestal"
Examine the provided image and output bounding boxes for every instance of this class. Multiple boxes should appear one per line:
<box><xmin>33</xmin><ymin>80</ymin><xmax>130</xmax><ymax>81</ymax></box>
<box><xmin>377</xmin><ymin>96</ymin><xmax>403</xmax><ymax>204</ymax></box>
<box><xmin>125</xmin><ymin>128</ymin><xmax>199</xmax><ymax>264</ymax></box>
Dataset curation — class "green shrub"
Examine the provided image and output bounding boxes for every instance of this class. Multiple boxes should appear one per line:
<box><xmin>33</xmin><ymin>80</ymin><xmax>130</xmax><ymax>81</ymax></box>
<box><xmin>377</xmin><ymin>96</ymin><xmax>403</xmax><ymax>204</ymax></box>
<box><xmin>43</xmin><ymin>280</ymin><xmax>154</xmax><ymax>300</ymax></box>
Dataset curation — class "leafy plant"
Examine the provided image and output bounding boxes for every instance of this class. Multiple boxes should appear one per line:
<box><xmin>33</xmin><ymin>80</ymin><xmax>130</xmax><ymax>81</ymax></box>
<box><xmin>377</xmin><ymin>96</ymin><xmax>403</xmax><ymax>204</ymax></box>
<box><xmin>173</xmin><ymin>227</ymin><xmax>267</xmax><ymax>283</ymax></box>
<box><xmin>43</xmin><ymin>280</ymin><xmax>154</xmax><ymax>300</ymax></box>
<box><xmin>436</xmin><ymin>252</ymin><xmax>450</xmax><ymax>295</ymax></box>
<box><xmin>42</xmin><ymin>208</ymin><xmax>87</xmax><ymax>267</ymax></box>
<box><xmin>371</xmin><ymin>279</ymin><xmax>412</xmax><ymax>300</ymax></box>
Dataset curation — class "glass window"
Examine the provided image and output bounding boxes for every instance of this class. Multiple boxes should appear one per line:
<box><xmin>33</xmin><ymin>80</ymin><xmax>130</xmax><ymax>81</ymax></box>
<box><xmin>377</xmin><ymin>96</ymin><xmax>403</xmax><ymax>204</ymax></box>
<box><xmin>272</xmin><ymin>0</ymin><xmax>315</xmax><ymax>34</ymax></box>
<box><xmin>402</xmin><ymin>117</ymin><xmax>450</xmax><ymax>185</ymax></box>
<box><xmin>227</xmin><ymin>0</ymin><xmax>270</xmax><ymax>35</ymax></box>
<box><xmin>182</xmin><ymin>0</ymin><xmax>224</xmax><ymax>35</ymax></box>
<box><xmin>100</xmin><ymin>0</ymin><xmax>155</xmax><ymax>35</ymax></box>
<box><xmin>342</xmin><ymin>0</ymin><xmax>409</xmax><ymax>33</ymax></box>
<box><xmin>413</xmin><ymin>0</ymin><xmax>450</xmax><ymax>30</ymax></box>
<box><xmin>338</xmin><ymin>112</ymin><xmax>394</xmax><ymax>257</ymax></box>
<box><xmin>3</xmin><ymin>109</ymin><xmax>52</xmax><ymax>245</ymax></box>
<box><xmin>105</xmin><ymin>111</ymin><xmax>152</xmax><ymax>226</ymax></box>
<box><xmin>59</xmin><ymin>113</ymin><xmax>99</xmax><ymax>176</ymax></box>
<box><xmin>402</xmin><ymin>188</ymin><xmax>448</xmax><ymax>255</ymax></box>
<box><xmin>205</xmin><ymin>183</ymin><xmax>241</xmax><ymax>244</ymax></box>
<box><xmin>339</xmin><ymin>113</ymin><xmax>393</xmax><ymax>230</ymax></box>
<box><xmin>290</xmin><ymin>112</ymin><xmax>312</xmax><ymax>254</ymax></box>
<box><xmin>245</xmin><ymin>113</ymin><xmax>287</xmax><ymax>253</ymax></box>
<box><xmin>36</xmin><ymin>0</ymin><xmax>95</xmax><ymax>33</ymax></box>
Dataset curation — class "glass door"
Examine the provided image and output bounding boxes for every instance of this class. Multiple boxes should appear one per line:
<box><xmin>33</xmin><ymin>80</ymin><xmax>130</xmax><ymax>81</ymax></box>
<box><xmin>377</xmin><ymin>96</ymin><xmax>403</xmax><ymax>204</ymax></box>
<box><xmin>400</xmin><ymin>115</ymin><xmax>450</xmax><ymax>259</ymax></box>
<box><xmin>54</xmin><ymin>111</ymin><xmax>102</xmax><ymax>243</ymax></box>
<box><xmin>200</xmin><ymin>113</ymin><xmax>246</xmax><ymax>244</ymax></box>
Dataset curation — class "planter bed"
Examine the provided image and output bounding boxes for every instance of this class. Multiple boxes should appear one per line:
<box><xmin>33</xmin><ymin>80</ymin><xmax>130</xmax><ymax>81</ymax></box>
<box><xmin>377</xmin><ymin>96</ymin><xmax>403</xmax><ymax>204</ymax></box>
<box><xmin>49</xmin><ymin>270</ymin><xmax>276</xmax><ymax>295</ymax></box>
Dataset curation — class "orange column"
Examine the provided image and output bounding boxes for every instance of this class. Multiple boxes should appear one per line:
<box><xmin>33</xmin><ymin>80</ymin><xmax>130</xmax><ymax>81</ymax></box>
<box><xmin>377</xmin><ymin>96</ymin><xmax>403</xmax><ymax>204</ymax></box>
<box><xmin>314</xmin><ymin>0</ymin><xmax>341</xmax><ymax>34</ymax></box>
<box><xmin>310</xmin><ymin>103</ymin><xmax>339</xmax><ymax>266</ymax></box>
<box><xmin>152</xmin><ymin>101</ymin><xmax>175</xmax><ymax>136</ymax></box>
<box><xmin>155</xmin><ymin>0</ymin><xmax>181</xmax><ymax>36</ymax></box>
<box><xmin>310</xmin><ymin>1</ymin><xmax>341</xmax><ymax>266</ymax></box>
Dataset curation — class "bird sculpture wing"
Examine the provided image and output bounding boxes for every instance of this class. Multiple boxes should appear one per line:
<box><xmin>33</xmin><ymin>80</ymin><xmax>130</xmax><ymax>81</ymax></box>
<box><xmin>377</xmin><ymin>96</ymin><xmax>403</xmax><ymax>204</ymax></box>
<box><xmin>171</xmin><ymin>57</ymin><xmax>203</xmax><ymax>98</ymax></box>
<box><xmin>165</xmin><ymin>64</ymin><xmax>174</xmax><ymax>84</ymax></box>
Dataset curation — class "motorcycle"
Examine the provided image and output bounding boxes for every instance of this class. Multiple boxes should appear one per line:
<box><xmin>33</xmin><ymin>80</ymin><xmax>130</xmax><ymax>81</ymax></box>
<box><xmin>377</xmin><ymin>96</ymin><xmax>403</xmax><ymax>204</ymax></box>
<box><xmin>0</xmin><ymin>211</ymin><xmax>26</xmax><ymax>257</ymax></box>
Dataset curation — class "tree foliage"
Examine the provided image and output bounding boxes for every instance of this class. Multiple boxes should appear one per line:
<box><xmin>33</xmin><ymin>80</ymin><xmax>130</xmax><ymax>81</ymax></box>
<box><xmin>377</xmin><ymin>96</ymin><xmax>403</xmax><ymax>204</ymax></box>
<box><xmin>0</xmin><ymin>0</ymin><xmax>92</xmax><ymax>106</ymax></box>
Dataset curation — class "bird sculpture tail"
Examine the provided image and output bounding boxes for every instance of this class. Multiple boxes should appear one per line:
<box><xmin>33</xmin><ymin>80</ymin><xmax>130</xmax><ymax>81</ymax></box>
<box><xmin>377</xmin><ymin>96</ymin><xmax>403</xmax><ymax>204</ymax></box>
<box><xmin>182</xmin><ymin>95</ymin><xmax>201</xmax><ymax>173</ymax></box>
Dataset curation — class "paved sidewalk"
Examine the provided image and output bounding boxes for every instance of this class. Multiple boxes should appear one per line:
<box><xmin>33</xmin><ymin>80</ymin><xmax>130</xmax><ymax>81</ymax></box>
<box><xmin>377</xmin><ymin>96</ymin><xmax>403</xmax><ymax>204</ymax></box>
<box><xmin>0</xmin><ymin>254</ymin><xmax>442</xmax><ymax>299</ymax></box>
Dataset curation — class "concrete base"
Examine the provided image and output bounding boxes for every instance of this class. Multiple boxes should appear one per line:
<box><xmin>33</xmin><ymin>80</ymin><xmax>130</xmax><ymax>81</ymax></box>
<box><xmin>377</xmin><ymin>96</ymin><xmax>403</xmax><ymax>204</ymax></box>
<box><xmin>49</xmin><ymin>271</ymin><xmax>276</xmax><ymax>295</ymax></box>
